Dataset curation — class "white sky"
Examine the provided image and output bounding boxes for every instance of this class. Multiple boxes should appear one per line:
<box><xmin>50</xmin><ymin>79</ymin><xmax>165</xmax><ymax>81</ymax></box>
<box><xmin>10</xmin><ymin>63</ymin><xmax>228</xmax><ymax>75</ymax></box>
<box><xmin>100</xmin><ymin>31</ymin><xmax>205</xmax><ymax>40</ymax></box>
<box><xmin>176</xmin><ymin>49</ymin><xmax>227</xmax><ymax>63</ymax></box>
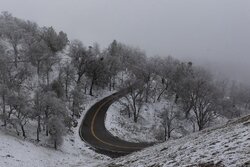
<box><xmin>1</xmin><ymin>0</ymin><xmax>250</xmax><ymax>83</ymax></box>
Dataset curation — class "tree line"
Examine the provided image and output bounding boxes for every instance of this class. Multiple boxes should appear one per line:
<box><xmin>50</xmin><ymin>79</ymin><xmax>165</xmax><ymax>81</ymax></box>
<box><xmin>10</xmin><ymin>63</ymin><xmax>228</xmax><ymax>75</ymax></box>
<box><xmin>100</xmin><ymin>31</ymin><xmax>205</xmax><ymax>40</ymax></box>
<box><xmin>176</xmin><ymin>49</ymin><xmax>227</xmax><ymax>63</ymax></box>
<box><xmin>0</xmin><ymin>12</ymin><xmax>249</xmax><ymax>147</ymax></box>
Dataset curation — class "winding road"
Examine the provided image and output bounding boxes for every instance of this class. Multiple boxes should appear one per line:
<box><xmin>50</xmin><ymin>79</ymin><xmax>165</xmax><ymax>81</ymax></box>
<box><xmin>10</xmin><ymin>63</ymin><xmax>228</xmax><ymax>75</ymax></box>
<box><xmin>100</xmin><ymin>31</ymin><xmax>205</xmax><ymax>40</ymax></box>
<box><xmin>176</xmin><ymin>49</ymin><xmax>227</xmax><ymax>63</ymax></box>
<box><xmin>79</xmin><ymin>85</ymin><xmax>153</xmax><ymax>157</ymax></box>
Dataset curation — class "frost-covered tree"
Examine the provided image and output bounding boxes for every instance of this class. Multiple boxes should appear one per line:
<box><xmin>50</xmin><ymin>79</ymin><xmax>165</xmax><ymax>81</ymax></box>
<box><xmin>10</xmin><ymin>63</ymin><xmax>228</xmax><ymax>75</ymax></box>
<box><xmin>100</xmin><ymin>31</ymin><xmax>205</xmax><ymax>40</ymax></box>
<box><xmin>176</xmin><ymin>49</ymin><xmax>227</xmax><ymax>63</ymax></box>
<box><xmin>40</xmin><ymin>27</ymin><xmax>68</xmax><ymax>86</ymax></box>
<box><xmin>140</xmin><ymin>57</ymin><xmax>157</xmax><ymax>103</ymax></box>
<box><xmin>7</xmin><ymin>92</ymin><xmax>32</xmax><ymax>138</ymax></box>
<box><xmin>122</xmin><ymin>81</ymin><xmax>145</xmax><ymax>123</ymax></box>
<box><xmin>0</xmin><ymin>12</ymin><xmax>26</xmax><ymax>68</ymax></box>
<box><xmin>41</xmin><ymin>27</ymin><xmax>68</xmax><ymax>53</ymax></box>
<box><xmin>59</xmin><ymin>62</ymin><xmax>75</xmax><ymax>99</ymax></box>
<box><xmin>27</xmin><ymin>40</ymin><xmax>50</xmax><ymax>84</ymax></box>
<box><xmin>33</xmin><ymin>88</ymin><xmax>71</xmax><ymax>140</ymax></box>
<box><xmin>0</xmin><ymin>45</ymin><xmax>9</xmax><ymax>126</ymax></box>
<box><xmin>33</xmin><ymin>89</ymin><xmax>43</xmax><ymax>141</ymax></box>
<box><xmin>48</xmin><ymin>117</ymin><xmax>65</xmax><ymax>150</ymax></box>
<box><xmin>68</xmin><ymin>40</ymin><xmax>89</xmax><ymax>85</ymax></box>
<box><xmin>160</xmin><ymin>103</ymin><xmax>179</xmax><ymax>140</ymax></box>
<box><xmin>105</xmin><ymin>40</ymin><xmax>123</xmax><ymax>91</ymax></box>
<box><xmin>154</xmin><ymin>56</ymin><xmax>178</xmax><ymax>102</ymax></box>
<box><xmin>68</xmin><ymin>40</ymin><xmax>91</xmax><ymax>117</ymax></box>
<box><xmin>85</xmin><ymin>48</ymin><xmax>108</xmax><ymax>96</ymax></box>
<box><xmin>188</xmin><ymin>68</ymin><xmax>219</xmax><ymax>131</ymax></box>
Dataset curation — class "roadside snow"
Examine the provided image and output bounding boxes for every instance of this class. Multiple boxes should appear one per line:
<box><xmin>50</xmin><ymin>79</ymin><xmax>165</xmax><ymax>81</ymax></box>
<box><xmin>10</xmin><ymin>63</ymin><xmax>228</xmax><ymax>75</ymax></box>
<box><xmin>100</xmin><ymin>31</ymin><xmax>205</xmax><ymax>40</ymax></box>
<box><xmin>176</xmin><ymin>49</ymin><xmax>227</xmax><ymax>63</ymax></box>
<box><xmin>105</xmin><ymin>101</ymin><xmax>166</xmax><ymax>143</ymax></box>
<box><xmin>105</xmin><ymin>100</ymin><xmax>196</xmax><ymax>143</ymax></box>
<box><xmin>105</xmin><ymin>97</ymin><xmax>228</xmax><ymax>144</ymax></box>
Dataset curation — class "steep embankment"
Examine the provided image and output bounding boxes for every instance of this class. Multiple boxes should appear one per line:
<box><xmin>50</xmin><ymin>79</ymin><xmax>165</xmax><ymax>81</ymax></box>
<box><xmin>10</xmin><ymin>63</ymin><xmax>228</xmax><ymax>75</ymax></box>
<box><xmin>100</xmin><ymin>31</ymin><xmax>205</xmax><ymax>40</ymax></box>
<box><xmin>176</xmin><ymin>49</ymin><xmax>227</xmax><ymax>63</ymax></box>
<box><xmin>105</xmin><ymin>115</ymin><xmax>250</xmax><ymax>167</ymax></box>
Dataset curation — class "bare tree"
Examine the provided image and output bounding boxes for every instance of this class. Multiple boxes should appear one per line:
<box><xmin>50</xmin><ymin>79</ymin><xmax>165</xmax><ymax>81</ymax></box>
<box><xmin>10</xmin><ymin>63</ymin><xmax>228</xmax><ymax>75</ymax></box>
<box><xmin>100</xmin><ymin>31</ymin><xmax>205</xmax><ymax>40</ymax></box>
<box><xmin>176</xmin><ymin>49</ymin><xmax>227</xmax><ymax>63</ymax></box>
<box><xmin>154</xmin><ymin>56</ymin><xmax>178</xmax><ymax>101</ymax></box>
<box><xmin>122</xmin><ymin>82</ymin><xmax>145</xmax><ymax>123</ymax></box>
<box><xmin>59</xmin><ymin>62</ymin><xmax>75</xmax><ymax>100</ymax></box>
<box><xmin>68</xmin><ymin>40</ymin><xmax>89</xmax><ymax>85</ymax></box>
<box><xmin>86</xmin><ymin>45</ymin><xmax>108</xmax><ymax>96</ymax></box>
<box><xmin>189</xmin><ymin>68</ymin><xmax>219</xmax><ymax>131</ymax></box>
<box><xmin>160</xmin><ymin>104</ymin><xmax>179</xmax><ymax>141</ymax></box>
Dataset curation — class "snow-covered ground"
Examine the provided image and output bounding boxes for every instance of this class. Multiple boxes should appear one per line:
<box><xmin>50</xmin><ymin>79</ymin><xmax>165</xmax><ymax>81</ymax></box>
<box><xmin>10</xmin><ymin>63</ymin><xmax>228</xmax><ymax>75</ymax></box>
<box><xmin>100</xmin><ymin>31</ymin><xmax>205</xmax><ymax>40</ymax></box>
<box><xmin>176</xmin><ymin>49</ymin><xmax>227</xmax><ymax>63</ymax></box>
<box><xmin>105</xmin><ymin>101</ymin><xmax>165</xmax><ymax>143</ymax></box>
<box><xmin>0</xmin><ymin>127</ymin><xmax>108</xmax><ymax>167</ymax></box>
<box><xmin>0</xmin><ymin>90</ymin><xmax>114</xmax><ymax>167</ymax></box>
<box><xmin>105</xmin><ymin>99</ymin><xmax>228</xmax><ymax>143</ymax></box>
<box><xmin>104</xmin><ymin>115</ymin><xmax>250</xmax><ymax>167</ymax></box>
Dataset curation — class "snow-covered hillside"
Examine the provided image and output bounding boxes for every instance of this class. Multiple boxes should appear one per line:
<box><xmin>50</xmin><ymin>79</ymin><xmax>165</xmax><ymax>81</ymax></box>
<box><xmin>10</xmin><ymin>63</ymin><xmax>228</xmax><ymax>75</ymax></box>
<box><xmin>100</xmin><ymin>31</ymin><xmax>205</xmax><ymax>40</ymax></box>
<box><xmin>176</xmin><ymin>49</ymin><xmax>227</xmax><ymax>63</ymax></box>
<box><xmin>0</xmin><ymin>91</ymin><xmax>114</xmax><ymax>167</ymax></box>
<box><xmin>0</xmin><ymin>128</ymin><xmax>108</xmax><ymax>167</ymax></box>
<box><xmin>104</xmin><ymin>115</ymin><xmax>250</xmax><ymax>167</ymax></box>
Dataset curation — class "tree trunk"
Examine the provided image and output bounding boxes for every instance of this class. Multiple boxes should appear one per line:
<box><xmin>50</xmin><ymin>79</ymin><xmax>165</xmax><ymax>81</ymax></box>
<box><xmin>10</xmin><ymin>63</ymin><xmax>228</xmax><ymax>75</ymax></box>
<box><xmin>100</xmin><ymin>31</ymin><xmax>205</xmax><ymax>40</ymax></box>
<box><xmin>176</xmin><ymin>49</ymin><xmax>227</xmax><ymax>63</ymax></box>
<box><xmin>164</xmin><ymin>126</ymin><xmax>167</xmax><ymax>141</ymax></box>
<box><xmin>89</xmin><ymin>78</ymin><xmax>94</xmax><ymax>96</ymax></box>
<box><xmin>37</xmin><ymin>62</ymin><xmax>41</xmax><ymax>86</ymax></box>
<box><xmin>174</xmin><ymin>94</ymin><xmax>179</xmax><ymax>104</ymax></box>
<box><xmin>128</xmin><ymin>107</ymin><xmax>131</xmax><ymax>118</ymax></box>
<box><xmin>133</xmin><ymin>111</ymin><xmax>138</xmax><ymax>123</ymax></box>
<box><xmin>157</xmin><ymin>84</ymin><xmax>168</xmax><ymax>101</ymax></box>
<box><xmin>185</xmin><ymin>105</ymin><xmax>193</xmax><ymax>118</ymax></box>
<box><xmin>8</xmin><ymin>106</ymin><xmax>13</xmax><ymax>119</ymax></box>
<box><xmin>109</xmin><ymin>77</ymin><xmax>112</xmax><ymax>91</ymax></box>
<box><xmin>65</xmin><ymin>79</ymin><xmax>68</xmax><ymax>99</ymax></box>
<box><xmin>46</xmin><ymin>70</ymin><xmax>50</xmax><ymax>86</ymax></box>
<box><xmin>198</xmin><ymin>120</ymin><xmax>204</xmax><ymax>131</ymax></box>
<box><xmin>84</xmin><ymin>85</ymin><xmax>87</xmax><ymax>94</ymax></box>
<box><xmin>121</xmin><ymin>71</ymin><xmax>124</xmax><ymax>84</ymax></box>
<box><xmin>145</xmin><ymin>83</ymin><xmax>150</xmax><ymax>103</ymax></box>
<box><xmin>76</xmin><ymin>75</ymin><xmax>81</xmax><ymax>85</ymax></box>
<box><xmin>45</xmin><ymin>106</ymin><xmax>49</xmax><ymax>136</ymax></box>
<box><xmin>37</xmin><ymin>115</ymin><xmax>41</xmax><ymax>142</ymax></box>
<box><xmin>13</xmin><ymin>44</ymin><xmax>18</xmax><ymax>68</ymax></box>
<box><xmin>72</xmin><ymin>96</ymin><xmax>80</xmax><ymax>118</ymax></box>
<box><xmin>112</xmin><ymin>77</ymin><xmax>115</xmax><ymax>90</ymax></box>
<box><xmin>167</xmin><ymin>125</ymin><xmax>171</xmax><ymax>139</ymax></box>
<box><xmin>21</xmin><ymin>124</ymin><xmax>26</xmax><ymax>138</ymax></box>
<box><xmin>2</xmin><ymin>94</ymin><xmax>7</xmax><ymax>126</ymax></box>
<box><xmin>15</xmin><ymin>125</ymin><xmax>20</xmax><ymax>136</ymax></box>
<box><xmin>193</xmin><ymin>122</ymin><xmax>196</xmax><ymax>132</ymax></box>
<box><xmin>72</xmin><ymin>100</ymin><xmax>76</xmax><ymax>118</ymax></box>
<box><xmin>54</xmin><ymin>140</ymin><xmax>57</xmax><ymax>150</ymax></box>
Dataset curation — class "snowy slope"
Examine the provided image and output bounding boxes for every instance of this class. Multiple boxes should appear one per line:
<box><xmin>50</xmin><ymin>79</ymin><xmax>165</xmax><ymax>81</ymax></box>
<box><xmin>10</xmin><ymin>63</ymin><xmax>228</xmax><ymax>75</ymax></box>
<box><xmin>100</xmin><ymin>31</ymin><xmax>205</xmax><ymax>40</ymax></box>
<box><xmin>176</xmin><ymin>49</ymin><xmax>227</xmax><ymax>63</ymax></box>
<box><xmin>105</xmin><ymin>101</ymin><xmax>165</xmax><ymax>143</ymax></box>
<box><xmin>0</xmin><ymin>91</ymin><xmax>114</xmax><ymax>167</ymax></box>
<box><xmin>104</xmin><ymin>115</ymin><xmax>250</xmax><ymax>167</ymax></box>
<box><xmin>0</xmin><ymin>129</ymin><xmax>108</xmax><ymax>167</ymax></box>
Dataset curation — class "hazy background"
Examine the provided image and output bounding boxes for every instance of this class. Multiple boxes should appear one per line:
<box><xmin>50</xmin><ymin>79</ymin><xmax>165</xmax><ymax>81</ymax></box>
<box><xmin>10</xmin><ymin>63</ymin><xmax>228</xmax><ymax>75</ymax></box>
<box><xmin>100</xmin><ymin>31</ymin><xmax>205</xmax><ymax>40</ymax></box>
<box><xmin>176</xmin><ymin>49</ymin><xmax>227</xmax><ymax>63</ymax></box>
<box><xmin>0</xmin><ymin>0</ymin><xmax>250</xmax><ymax>83</ymax></box>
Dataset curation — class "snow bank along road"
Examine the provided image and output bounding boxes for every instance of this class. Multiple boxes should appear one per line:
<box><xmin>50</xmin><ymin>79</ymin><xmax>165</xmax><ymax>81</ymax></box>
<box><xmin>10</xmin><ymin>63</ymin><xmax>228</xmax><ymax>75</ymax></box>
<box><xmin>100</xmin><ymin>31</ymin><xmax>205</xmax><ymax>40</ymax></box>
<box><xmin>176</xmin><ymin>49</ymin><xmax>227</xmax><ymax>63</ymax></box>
<box><xmin>79</xmin><ymin>86</ymin><xmax>153</xmax><ymax>157</ymax></box>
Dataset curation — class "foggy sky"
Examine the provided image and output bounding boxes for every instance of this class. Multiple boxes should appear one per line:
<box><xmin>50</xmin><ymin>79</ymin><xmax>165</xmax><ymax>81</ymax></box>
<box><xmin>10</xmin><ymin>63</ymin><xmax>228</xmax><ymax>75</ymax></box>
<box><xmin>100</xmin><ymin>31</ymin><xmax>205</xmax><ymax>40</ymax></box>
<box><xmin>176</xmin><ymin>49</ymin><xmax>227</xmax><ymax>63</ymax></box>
<box><xmin>1</xmin><ymin>0</ymin><xmax>250</xmax><ymax>83</ymax></box>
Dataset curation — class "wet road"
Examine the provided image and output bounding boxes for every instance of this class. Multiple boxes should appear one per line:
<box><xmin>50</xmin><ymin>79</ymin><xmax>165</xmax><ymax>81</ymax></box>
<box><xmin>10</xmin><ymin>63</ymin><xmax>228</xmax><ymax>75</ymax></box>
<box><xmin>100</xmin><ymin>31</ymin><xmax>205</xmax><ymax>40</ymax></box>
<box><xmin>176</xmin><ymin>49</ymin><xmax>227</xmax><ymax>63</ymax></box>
<box><xmin>79</xmin><ymin>86</ymin><xmax>153</xmax><ymax>157</ymax></box>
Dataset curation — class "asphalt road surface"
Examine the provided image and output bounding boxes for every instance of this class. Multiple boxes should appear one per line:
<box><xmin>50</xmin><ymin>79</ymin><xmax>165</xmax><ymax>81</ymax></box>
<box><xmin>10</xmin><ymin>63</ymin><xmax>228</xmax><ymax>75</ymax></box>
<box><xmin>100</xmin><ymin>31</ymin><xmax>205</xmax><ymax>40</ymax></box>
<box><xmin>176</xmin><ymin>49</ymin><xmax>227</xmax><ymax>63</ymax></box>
<box><xmin>79</xmin><ymin>86</ymin><xmax>153</xmax><ymax>157</ymax></box>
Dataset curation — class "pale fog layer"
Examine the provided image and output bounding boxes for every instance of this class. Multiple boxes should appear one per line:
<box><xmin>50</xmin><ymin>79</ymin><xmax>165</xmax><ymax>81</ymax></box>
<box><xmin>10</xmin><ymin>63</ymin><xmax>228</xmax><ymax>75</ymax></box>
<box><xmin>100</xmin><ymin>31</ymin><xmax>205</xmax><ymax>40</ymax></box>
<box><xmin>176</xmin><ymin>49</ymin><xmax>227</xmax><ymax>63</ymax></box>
<box><xmin>0</xmin><ymin>0</ymin><xmax>249</xmax><ymax>83</ymax></box>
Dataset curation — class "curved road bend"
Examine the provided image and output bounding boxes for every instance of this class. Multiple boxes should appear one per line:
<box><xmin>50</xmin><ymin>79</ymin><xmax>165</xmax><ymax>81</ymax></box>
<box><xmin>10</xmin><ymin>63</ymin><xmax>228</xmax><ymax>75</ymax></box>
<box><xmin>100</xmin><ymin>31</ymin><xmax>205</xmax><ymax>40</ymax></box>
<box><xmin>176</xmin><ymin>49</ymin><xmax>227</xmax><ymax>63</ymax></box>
<box><xmin>79</xmin><ymin>86</ymin><xmax>153</xmax><ymax>157</ymax></box>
